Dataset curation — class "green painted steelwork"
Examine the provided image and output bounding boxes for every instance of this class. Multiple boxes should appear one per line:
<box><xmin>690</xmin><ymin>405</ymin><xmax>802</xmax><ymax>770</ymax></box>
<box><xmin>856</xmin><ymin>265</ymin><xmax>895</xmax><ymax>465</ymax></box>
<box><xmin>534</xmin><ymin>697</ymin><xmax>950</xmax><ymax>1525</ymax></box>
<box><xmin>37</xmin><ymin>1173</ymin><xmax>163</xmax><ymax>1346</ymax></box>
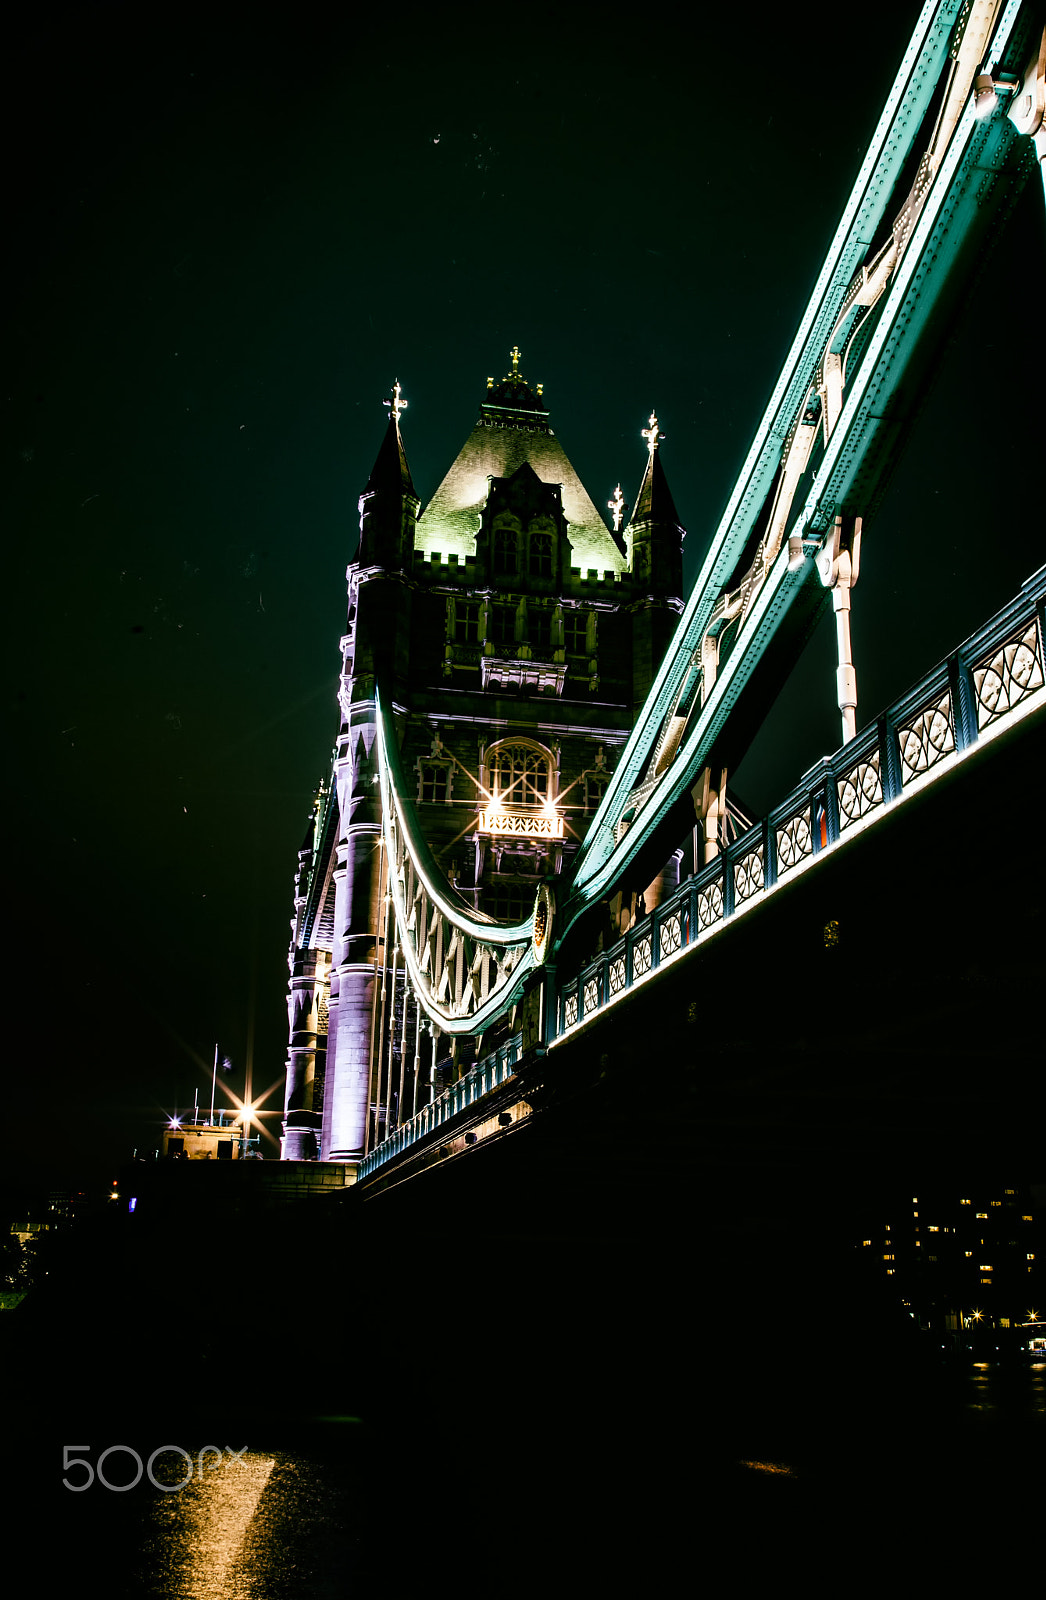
<box><xmin>372</xmin><ymin>0</ymin><xmax>1044</xmax><ymax>1036</ymax></box>
<box><xmin>561</xmin><ymin>0</ymin><xmax>1040</xmax><ymax>931</ymax></box>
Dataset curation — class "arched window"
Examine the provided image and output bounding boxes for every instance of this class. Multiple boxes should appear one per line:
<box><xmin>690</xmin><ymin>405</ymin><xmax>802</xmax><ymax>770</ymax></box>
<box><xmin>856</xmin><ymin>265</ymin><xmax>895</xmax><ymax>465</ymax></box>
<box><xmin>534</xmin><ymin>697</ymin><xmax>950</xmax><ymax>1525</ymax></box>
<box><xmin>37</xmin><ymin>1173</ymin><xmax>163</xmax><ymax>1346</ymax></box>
<box><xmin>488</xmin><ymin>741</ymin><xmax>552</xmax><ymax>808</ymax></box>
<box><xmin>480</xmin><ymin>740</ymin><xmax>562</xmax><ymax>839</ymax></box>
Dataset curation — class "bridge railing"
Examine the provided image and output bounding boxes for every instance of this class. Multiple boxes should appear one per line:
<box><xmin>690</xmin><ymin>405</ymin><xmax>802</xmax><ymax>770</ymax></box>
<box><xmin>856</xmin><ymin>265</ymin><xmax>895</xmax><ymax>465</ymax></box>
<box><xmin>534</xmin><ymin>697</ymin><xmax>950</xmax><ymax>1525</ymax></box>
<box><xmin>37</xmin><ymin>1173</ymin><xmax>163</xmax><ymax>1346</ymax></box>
<box><xmin>358</xmin><ymin>1033</ymin><xmax>523</xmax><ymax>1181</ymax></box>
<box><xmin>555</xmin><ymin>566</ymin><xmax>1045</xmax><ymax>1042</ymax></box>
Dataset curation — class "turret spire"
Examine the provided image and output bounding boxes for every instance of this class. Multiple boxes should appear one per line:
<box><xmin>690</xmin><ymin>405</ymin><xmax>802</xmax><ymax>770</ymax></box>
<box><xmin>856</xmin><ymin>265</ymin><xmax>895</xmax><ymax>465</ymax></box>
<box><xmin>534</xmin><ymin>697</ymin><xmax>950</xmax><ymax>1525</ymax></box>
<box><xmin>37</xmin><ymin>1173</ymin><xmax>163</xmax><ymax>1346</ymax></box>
<box><xmin>625</xmin><ymin>414</ymin><xmax>684</xmax><ymax>598</ymax></box>
<box><xmin>384</xmin><ymin>378</ymin><xmax>408</xmax><ymax>425</ymax></box>
<box><xmin>364</xmin><ymin>378</ymin><xmax>416</xmax><ymax>499</ymax></box>
<box><xmin>641</xmin><ymin>411</ymin><xmax>664</xmax><ymax>455</ymax></box>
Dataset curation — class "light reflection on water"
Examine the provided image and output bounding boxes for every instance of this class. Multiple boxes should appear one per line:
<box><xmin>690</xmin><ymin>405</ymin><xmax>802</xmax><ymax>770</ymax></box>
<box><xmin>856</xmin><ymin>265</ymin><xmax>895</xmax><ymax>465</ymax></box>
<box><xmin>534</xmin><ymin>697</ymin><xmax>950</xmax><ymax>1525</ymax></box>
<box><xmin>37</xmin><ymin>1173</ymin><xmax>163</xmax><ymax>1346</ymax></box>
<box><xmin>141</xmin><ymin>1454</ymin><xmax>273</xmax><ymax>1597</ymax></box>
<box><xmin>130</xmin><ymin>1445</ymin><xmax>361</xmax><ymax>1598</ymax></box>
<box><xmin>965</xmin><ymin>1360</ymin><xmax>1046</xmax><ymax>1417</ymax></box>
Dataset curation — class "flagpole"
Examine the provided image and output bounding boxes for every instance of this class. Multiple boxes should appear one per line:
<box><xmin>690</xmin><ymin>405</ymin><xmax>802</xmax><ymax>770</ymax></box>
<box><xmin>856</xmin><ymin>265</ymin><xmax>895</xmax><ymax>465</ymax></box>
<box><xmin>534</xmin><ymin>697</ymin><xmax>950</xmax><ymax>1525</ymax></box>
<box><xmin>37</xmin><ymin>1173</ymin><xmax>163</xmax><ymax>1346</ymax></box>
<box><xmin>210</xmin><ymin>1042</ymin><xmax>218</xmax><ymax>1126</ymax></box>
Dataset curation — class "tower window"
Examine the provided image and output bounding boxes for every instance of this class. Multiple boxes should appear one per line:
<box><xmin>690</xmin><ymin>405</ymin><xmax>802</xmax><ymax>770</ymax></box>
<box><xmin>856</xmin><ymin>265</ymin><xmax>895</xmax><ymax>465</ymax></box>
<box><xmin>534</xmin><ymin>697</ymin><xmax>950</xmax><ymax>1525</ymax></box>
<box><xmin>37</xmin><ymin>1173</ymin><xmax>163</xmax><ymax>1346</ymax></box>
<box><xmin>455</xmin><ymin>601</ymin><xmax>481</xmax><ymax>644</ymax></box>
<box><xmin>585</xmin><ymin>774</ymin><xmax>609</xmax><ymax>814</ymax></box>
<box><xmin>484</xmin><ymin>883</ymin><xmax>533</xmax><ymax>922</ymax></box>
<box><xmin>529</xmin><ymin>531</ymin><xmax>553</xmax><ymax>579</ymax></box>
<box><xmin>489</xmin><ymin>742</ymin><xmax>551</xmax><ymax>807</ymax></box>
<box><xmin>493</xmin><ymin>526</ymin><xmax>519</xmax><ymax>576</ymax></box>
<box><xmin>417</xmin><ymin>762</ymin><xmax>451</xmax><ymax>803</ymax></box>
<box><xmin>491</xmin><ymin>603</ymin><xmax>516</xmax><ymax>648</ymax></box>
<box><xmin>565</xmin><ymin>611</ymin><xmax>591</xmax><ymax>656</ymax></box>
<box><xmin>528</xmin><ymin>608</ymin><xmax>552</xmax><ymax>654</ymax></box>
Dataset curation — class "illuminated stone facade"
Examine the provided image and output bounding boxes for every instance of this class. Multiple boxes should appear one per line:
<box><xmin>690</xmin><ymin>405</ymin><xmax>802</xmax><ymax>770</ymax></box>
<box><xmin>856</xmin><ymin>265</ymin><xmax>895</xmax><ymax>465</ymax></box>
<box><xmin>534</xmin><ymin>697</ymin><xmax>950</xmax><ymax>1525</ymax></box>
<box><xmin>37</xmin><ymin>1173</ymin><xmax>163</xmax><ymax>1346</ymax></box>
<box><xmin>281</xmin><ymin>359</ymin><xmax>687</xmax><ymax>1165</ymax></box>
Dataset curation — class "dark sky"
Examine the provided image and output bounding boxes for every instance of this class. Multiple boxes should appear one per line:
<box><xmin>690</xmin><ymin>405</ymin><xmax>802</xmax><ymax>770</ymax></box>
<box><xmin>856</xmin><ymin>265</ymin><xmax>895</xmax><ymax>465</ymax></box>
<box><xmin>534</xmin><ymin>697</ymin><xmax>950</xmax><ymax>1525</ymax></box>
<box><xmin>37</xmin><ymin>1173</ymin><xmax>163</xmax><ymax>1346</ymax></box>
<box><xmin>4</xmin><ymin>2</ymin><xmax>1043</xmax><ymax>1193</ymax></box>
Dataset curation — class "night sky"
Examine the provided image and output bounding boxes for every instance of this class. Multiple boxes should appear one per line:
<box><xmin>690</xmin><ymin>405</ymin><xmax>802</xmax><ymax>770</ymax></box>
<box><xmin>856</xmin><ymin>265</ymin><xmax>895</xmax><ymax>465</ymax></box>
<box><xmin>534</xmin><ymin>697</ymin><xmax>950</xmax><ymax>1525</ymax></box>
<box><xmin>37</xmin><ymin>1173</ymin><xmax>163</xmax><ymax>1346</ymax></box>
<box><xmin>4</xmin><ymin>3</ymin><xmax>1043</xmax><ymax>1193</ymax></box>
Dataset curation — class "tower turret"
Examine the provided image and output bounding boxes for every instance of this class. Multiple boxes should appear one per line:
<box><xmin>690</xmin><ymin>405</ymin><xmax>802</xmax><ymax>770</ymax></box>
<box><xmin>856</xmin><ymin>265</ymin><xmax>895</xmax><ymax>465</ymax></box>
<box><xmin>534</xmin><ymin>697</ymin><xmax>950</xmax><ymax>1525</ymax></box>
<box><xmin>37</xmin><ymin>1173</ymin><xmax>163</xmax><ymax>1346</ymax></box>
<box><xmin>356</xmin><ymin>380</ymin><xmax>419</xmax><ymax>569</ymax></box>
<box><xmin>625</xmin><ymin>411</ymin><xmax>684</xmax><ymax>595</ymax></box>
<box><xmin>625</xmin><ymin>411</ymin><xmax>686</xmax><ymax>708</ymax></box>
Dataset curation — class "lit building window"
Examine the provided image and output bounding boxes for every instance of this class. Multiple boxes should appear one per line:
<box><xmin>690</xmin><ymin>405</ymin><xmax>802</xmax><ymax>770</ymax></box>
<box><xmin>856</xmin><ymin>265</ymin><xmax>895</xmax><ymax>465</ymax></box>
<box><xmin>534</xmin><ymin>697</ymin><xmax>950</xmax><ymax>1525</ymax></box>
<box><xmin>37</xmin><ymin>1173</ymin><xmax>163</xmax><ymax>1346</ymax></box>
<box><xmin>479</xmin><ymin>741</ymin><xmax>561</xmax><ymax>839</ymax></box>
<box><xmin>960</xmin><ymin>1199</ymin><xmax>971</xmax><ymax>1206</ymax></box>
<box><xmin>928</xmin><ymin>1225</ymin><xmax>939</xmax><ymax>1232</ymax></box>
<box><xmin>490</xmin><ymin>742</ymin><xmax>549</xmax><ymax>806</ymax></box>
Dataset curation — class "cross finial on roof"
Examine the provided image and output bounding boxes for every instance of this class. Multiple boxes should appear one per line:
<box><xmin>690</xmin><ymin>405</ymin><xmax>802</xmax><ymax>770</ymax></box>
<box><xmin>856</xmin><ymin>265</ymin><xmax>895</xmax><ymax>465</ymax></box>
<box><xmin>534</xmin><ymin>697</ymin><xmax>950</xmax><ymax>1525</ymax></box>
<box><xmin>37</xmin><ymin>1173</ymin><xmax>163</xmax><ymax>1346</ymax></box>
<box><xmin>384</xmin><ymin>379</ymin><xmax>408</xmax><ymax>424</ymax></box>
<box><xmin>510</xmin><ymin>345</ymin><xmax>522</xmax><ymax>374</ymax></box>
<box><xmin>608</xmin><ymin>484</ymin><xmax>626</xmax><ymax>533</ymax></box>
<box><xmin>641</xmin><ymin>411</ymin><xmax>664</xmax><ymax>455</ymax></box>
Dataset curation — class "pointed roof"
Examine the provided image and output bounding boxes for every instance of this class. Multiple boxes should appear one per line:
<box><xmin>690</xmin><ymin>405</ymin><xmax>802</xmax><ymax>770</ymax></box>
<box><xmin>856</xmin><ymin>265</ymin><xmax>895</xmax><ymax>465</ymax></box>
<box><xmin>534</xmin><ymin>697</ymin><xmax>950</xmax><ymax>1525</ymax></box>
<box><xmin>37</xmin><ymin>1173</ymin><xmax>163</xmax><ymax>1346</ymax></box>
<box><xmin>416</xmin><ymin>354</ymin><xmax>626</xmax><ymax>575</ymax></box>
<box><xmin>362</xmin><ymin>380</ymin><xmax>416</xmax><ymax>500</ymax></box>
<box><xmin>630</xmin><ymin>445</ymin><xmax>682</xmax><ymax>532</ymax></box>
<box><xmin>363</xmin><ymin>412</ymin><xmax>416</xmax><ymax>500</ymax></box>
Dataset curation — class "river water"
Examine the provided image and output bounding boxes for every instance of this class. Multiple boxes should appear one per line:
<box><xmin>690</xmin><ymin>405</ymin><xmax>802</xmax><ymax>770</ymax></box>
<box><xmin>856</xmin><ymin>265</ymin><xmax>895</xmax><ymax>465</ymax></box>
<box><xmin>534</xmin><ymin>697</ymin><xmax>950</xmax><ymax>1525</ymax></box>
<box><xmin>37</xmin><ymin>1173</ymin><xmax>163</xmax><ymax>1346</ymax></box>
<box><xmin>15</xmin><ymin>1358</ymin><xmax>1042</xmax><ymax>1594</ymax></box>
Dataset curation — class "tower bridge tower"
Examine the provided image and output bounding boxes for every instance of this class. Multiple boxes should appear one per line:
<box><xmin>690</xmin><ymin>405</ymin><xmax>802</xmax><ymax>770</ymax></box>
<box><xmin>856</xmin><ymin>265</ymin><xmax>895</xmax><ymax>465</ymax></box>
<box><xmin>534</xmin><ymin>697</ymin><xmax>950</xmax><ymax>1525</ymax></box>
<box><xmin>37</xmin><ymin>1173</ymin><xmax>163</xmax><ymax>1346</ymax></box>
<box><xmin>281</xmin><ymin>355</ymin><xmax>690</xmax><ymax>1167</ymax></box>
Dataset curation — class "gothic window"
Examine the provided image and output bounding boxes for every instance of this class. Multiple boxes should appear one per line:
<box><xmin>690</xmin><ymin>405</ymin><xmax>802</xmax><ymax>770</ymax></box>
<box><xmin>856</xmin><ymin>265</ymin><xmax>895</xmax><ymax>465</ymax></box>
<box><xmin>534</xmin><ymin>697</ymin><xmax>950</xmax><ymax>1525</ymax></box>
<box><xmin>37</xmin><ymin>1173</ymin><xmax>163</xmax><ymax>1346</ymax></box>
<box><xmin>484</xmin><ymin>883</ymin><xmax>533</xmax><ymax>923</ymax></box>
<box><xmin>583</xmin><ymin>748</ymin><xmax>611</xmax><ymax>813</ymax></box>
<box><xmin>565</xmin><ymin>611</ymin><xmax>591</xmax><ymax>656</ymax></box>
<box><xmin>493</xmin><ymin>525</ymin><xmax>519</xmax><ymax>576</ymax></box>
<box><xmin>454</xmin><ymin>601</ymin><xmax>481</xmax><ymax>644</ymax></box>
<box><xmin>417</xmin><ymin>761</ymin><xmax>451</xmax><ymax>803</ymax></box>
<box><xmin>488</xmin><ymin>741</ymin><xmax>552</xmax><ymax>808</ymax></box>
<box><xmin>492</xmin><ymin>603</ymin><xmax>516</xmax><ymax>648</ymax></box>
<box><xmin>528</xmin><ymin>607</ymin><xmax>551</xmax><ymax>655</ymax></box>
<box><xmin>585</xmin><ymin>775</ymin><xmax>608</xmax><ymax>814</ymax></box>
<box><xmin>529</xmin><ymin>531</ymin><xmax>553</xmax><ymax>579</ymax></box>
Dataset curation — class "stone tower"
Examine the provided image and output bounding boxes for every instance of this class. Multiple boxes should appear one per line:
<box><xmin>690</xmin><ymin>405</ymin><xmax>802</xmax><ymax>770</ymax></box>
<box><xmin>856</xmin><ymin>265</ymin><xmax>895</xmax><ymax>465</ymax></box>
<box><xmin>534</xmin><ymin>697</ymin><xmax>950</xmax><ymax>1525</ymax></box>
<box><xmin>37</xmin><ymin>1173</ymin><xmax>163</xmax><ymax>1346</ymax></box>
<box><xmin>281</xmin><ymin>355</ymin><xmax>687</xmax><ymax>1166</ymax></box>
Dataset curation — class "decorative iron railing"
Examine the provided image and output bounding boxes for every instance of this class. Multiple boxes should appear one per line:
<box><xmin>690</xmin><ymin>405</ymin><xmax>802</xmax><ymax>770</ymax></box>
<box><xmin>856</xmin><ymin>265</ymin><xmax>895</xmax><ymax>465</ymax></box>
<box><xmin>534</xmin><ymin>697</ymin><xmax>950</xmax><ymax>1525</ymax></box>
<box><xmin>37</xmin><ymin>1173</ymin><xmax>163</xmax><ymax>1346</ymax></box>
<box><xmin>357</xmin><ymin>1034</ymin><xmax>522</xmax><ymax>1181</ymax></box>
<box><xmin>554</xmin><ymin>566</ymin><xmax>1045</xmax><ymax>1041</ymax></box>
